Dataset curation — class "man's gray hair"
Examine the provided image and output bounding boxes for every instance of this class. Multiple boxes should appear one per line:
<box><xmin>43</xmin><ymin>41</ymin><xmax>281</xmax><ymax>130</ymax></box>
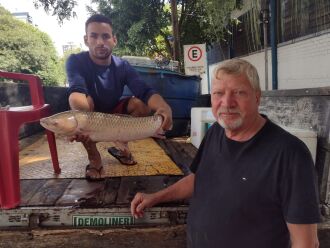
<box><xmin>213</xmin><ymin>58</ymin><xmax>260</xmax><ymax>91</ymax></box>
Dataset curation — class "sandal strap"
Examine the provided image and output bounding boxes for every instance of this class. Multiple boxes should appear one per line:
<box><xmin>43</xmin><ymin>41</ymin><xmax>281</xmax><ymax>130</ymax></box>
<box><xmin>86</xmin><ymin>164</ymin><xmax>103</xmax><ymax>173</ymax></box>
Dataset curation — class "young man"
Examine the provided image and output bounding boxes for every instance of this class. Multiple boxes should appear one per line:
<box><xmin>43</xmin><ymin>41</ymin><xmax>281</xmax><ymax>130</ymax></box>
<box><xmin>66</xmin><ymin>14</ymin><xmax>172</xmax><ymax>180</ymax></box>
<box><xmin>131</xmin><ymin>59</ymin><xmax>321</xmax><ymax>248</ymax></box>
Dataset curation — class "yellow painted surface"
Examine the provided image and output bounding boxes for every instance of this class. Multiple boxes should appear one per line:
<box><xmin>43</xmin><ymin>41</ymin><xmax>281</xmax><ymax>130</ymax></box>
<box><xmin>19</xmin><ymin>135</ymin><xmax>182</xmax><ymax>179</ymax></box>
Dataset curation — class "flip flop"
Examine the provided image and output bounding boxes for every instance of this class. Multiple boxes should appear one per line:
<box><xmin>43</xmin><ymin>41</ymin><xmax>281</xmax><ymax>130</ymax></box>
<box><xmin>85</xmin><ymin>164</ymin><xmax>104</xmax><ymax>181</ymax></box>
<box><xmin>107</xmin><ymin>147</ymin><xmax>137</xmax><ymax>166</ymax></box>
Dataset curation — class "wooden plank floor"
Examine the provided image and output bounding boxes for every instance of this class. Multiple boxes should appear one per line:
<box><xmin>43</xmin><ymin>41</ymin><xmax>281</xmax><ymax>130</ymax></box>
<box><xmin>19</xmin><ymin>137</ymin><xmax>196</xmax><ymax>208</ymax></box>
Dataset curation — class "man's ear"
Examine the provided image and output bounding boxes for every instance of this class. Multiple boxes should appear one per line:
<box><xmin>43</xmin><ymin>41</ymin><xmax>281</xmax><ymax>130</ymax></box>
<box><xmin>256</xmin><ymin>90</ymin><xmax>261</xmax><ymax>105</ymax></box>
<box><xmin>113</xmin><ymin>35</ymin><xmax>117</xmax><ymax>46</ymax></box>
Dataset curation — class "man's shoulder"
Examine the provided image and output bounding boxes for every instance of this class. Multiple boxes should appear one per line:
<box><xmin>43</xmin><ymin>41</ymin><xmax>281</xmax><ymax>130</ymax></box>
<box><xmin>112</xmin><ymin>55</ymin><xmax>131</xmax><ymax>67</ymax></box>
<box><xmin>204</xmin><ymin>122</ymin><xmax>224</xmax><ymax>141</ymax></box>
<box><xmin>264</xmin><ymin>120</ymin><xmax>310</xmax><ymax>151</ymax></box>
<box><xmin>67</xmin><ymin>51</ymin><xmax>89</xmax><ymax>62</ymax></box>
<box><xmin>267</xmin><ymin>120</ymin><xmax>297</xmax><ymax>140</ymax></box>
<box><xmin>111</xmin><ymin>55</ymin><xmax>138</xmax><ymax>77</ymax></box>
<box><xmin>66</xmin><ymin>52</ymin><xmax>91</xmax><ymax>69</ymax></box>
<box><xmin>66</xmin><ymin>52</ymin><xmax>93</xmax><ymax>77</ymax></box>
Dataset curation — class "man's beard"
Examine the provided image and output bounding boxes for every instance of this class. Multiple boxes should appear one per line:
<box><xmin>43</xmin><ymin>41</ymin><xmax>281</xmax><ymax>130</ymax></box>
<box><xmin>216</xmin><ymin>107</ymin><xmax>243</xmax><ymax>130</ymax></box>
<box><xmin>94</xmin><ymin>47</ymin><xmax>111</xmax><ymax>60</ymax></box>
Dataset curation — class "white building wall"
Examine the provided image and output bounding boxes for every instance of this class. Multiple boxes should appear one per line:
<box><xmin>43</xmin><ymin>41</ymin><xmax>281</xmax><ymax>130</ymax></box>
<box><xmin>200</xmin><ymin>73</ymin><xmax>209</xmax><ymax>94</ymax></box>
<box><xmin>276</xmin><ymin>32</ymin><xmax>330</xmax><ymax>89</ymax></box>
<box><xmin>207</xmin><ymin>31</ymin><xmax>330</xmax><ymax>90</ymax></box>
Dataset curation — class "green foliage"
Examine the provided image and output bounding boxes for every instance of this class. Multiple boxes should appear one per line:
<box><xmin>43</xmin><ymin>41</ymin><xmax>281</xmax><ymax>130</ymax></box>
<box><xmin>199</xmin><ymin>0</ymin><xmax>242</xmax><ymax>43</ymax></box>
<box><xmin>33</xmin><ymin>0</ymin><xmax>77</xmax><ymax>23</ymax></box>
<box><xmin>88</xmin><ymin>0</ymin><xmax>170</xmax><ymax>58</ymax></box>
<box><xmin>32</xmin><ymin>0</ymin><xmax>242</xmax><ymax>62</ymax></box>
<box><xmin>0</xmin><ymin>6</ymin><xmax>63</xmax><ymax>86</ymax></box>
<box><xmin>87</xmin><ymin>0</ymin><xmax>217</xmax><ymax>61</ymax></box>
<box><xmin>245</xmin><ymin>0</ymin><xmax>262</xmax><ymax>52</ymax></box>
<box><xmin>179</xmin><ymin>1</ymin><xmax>214</xmax><ymax>47</ymax></box>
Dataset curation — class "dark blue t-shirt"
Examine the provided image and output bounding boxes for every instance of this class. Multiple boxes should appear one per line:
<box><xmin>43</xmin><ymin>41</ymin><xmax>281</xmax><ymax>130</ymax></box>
<box><xmin>66</xmin><ymin>52</ymin><xmax>157</xmax><ymax>113</ymax></box>
<box><xmin>188</xmin><ymin>119</ymin><xmax>321</xmax><ymax>248</ymax></box>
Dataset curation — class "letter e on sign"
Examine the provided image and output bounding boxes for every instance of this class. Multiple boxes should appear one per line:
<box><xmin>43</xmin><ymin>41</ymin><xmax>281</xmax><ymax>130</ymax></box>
<box><xmin>188</xmin><ymin>46</ymin><xmax>202</xmax><ymax>62</ymax></box>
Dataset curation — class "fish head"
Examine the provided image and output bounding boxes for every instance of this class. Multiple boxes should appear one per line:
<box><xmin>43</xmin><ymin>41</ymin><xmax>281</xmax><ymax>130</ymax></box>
<box><xmin>40</xmin><ymin>111</ymin><xmax>78</xmax><ymax>135</ymax></box>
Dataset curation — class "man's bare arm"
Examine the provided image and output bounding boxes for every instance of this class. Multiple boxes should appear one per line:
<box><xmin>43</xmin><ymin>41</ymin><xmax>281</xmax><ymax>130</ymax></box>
<box><xmin>69</xmin><ymin>92</ymin><xmax>93</xmax><ymax>111</ymax></box>
<box><xmin>131</xmin><ymin>173</ymin><xmax>195</xmax><ymax>218</ymax></box>
<box><xmin>68</xmin><ymin>92</ymin><xmax>94</xmax><ymax>143</ymax></box>
<box><xmin>287</xmin><ymin>223</ymin><xmax>319</xmax><ymax>248</ymax></box>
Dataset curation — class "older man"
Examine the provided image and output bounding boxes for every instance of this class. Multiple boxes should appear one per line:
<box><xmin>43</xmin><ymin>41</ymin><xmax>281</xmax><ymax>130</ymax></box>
<box><xmin>131</xmin><ymin>59</ymin><xmax>320</xmax><ymax>248</ymax></box>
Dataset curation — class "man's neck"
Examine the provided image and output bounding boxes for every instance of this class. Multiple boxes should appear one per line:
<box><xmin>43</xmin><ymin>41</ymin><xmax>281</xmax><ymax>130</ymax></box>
<box><xmin>225</xmin><ymin>114</ymin><xmax>266</xmax><ymax>142</ymax></box>
<box><xmin>89</xmin><ymin>53</ymin><xmax>112</xmax><ymax>66</ymax></box>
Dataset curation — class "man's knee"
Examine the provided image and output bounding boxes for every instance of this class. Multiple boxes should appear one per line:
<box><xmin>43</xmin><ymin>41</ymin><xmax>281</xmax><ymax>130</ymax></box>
<box><xmin>69</xmin><ymin>92</ymin><xmax>95</xmax><ymax>111</ymax></box>
<box><xmin>127</xmin><ymin>97</ymin><xmax>150</xmax><ymax>117</ymax></box>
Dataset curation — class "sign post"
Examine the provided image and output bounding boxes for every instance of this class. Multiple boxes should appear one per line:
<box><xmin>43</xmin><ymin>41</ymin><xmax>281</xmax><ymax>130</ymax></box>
<box><xmin>183</xmin><ymin>44</ymin><xmax>206</xmax><ymax>76</ymax></box>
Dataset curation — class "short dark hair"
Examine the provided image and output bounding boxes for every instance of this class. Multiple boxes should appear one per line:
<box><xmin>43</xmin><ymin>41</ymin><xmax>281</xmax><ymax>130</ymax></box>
<box><xmin>85</xmin><ymin>14</ymin><xmax>113</xmax><ymax>33</ymax></box>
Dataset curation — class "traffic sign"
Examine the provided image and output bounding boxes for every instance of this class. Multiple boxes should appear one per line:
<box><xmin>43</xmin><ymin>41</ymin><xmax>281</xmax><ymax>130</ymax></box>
<box><xmin>184</xmin><ymin>44</ymin><xmax>206</xmax><ymax>75</ymax></box>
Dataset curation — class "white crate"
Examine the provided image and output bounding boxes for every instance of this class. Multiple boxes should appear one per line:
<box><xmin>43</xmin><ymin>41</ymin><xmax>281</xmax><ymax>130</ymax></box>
<box><xmin>190</xmin><ymin>107</ymin><xmax>216</xmax><ymax>148</ymax></box>
<box><xmin>280</xmin><ymin>126</ymin><xmax>317</xmax><ymax>163</ymax></box>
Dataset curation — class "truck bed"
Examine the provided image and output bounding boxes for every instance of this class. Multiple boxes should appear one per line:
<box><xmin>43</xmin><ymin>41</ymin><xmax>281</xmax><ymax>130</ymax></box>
<box><xmin>1</xmin><ymin>136</ymin><xmax>196</xmax><ymax>230</ymax></box>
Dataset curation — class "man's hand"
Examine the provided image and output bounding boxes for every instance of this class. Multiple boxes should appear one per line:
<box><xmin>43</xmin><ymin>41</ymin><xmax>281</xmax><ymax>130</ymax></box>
<box><xmin>69</xmin><ymin>133</ymin><xmax>93</xmax><ymax>144</ymax></box>
<box><xmin>131</xmin><ymin>175</ymin><xmax>195</xmax><ymax>219</ymax></box>
<box><xmin>155</xmin><ymin>107</ymin><xmax>173</xmax><ymax>131</ymax></box>
<box><xmin>147</xmin><ymin>94</ymin><xmax>173</xmax><ymax>132</ymax></box>
<box><xmin>130</xmin><ymin>192</ymin><xmax>158</xmax><ymax>219</ymax></box>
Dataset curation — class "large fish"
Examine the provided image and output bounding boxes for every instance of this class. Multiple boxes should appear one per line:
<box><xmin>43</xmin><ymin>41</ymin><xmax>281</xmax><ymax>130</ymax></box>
<box><xmin>40</xmin><ymin>110</ymin><xmax>164</xmax><ymax>142</ymax></box>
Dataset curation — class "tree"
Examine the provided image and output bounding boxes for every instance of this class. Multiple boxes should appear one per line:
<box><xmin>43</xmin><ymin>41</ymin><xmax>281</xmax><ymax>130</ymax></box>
<box><xmin>200</xmin><ymin>0</ymin><xmax>243</xmax><ymax>43</ymax></box>
<box><xmin>178</xmin><ymin>1</ymin><xmax>215</xmax><ymax>52</ymax></box>
<box><xmin>87</xmin><ymin>0</ymin><xmax>171</xmax><ymax>58</ymax></box>
<box><xmin>87</xmin><ymin>0</ymin><xmax>213</xmax><ymax>64</ymax></box>
<box><xmin>32</xmin><ymin>0</ymin><xmax>77</xmax><ymax>23</ymax></box>
<box><xmin>32</xmin><ymin>0</ymin><xmax>242</xmax><ymax>62</ymax></box>
<box><xmin>88</xmin><ymin>0</ymin><xmax>241</xmax><ymax>61</ymax></box>
<box><xmin>0</xmin><ymin>6</ymin><xmax>64</xmax><ymax>86</ymax></box>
